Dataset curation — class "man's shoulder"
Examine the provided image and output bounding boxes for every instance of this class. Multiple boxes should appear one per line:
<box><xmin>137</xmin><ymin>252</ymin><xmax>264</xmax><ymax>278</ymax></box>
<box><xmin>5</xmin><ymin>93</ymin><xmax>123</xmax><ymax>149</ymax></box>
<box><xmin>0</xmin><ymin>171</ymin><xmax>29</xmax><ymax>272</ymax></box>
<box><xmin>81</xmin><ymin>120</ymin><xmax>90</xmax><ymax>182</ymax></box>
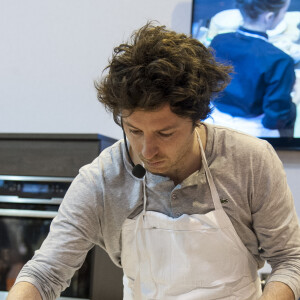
<box><xmin>210</xmin><ymin>32</ymin><xmax>236</xmax><ymax>47</ymax></box>
<box><xmin>99</xmin><ymin>139</ymin><xmax>124</xmax><ymax>161</ymax></box>
<box><xmin>205</xmin><ymin>123</ymin><xmax>271</xmax><ymax>155</ymax></box>
<box><xmin>205</xmin><ymin>123</ymin><xmax>279</xmax><ymax>173</ymax></box>
<box><xmin>211</xmin><ymin>32</ymin><xmax>293</xmax><ymax>63</ymax></box>
<box><xmin>211</xmin><ymin>32</ymin><xmax>235</xmax><ymax>41</ymax></box>
<box><xmin>260</xmin><ymin>41</ymin><xmax>294</xmax><ymax>63</ymax></box>
<box><xmin>78</xmin><ymin>139</ymin><xmax>129</xmax><ymax>179</ymax></box>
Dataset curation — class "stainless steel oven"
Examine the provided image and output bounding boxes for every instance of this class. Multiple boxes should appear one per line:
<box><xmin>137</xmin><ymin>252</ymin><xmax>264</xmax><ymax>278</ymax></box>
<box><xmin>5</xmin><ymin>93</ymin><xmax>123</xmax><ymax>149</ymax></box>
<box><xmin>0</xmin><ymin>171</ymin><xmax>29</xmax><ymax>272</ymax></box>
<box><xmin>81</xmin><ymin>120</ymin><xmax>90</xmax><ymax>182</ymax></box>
<box><xmin>0</xmin><ymin>175</ymin><xmax>93</xmax><ymax>300</ymax></box>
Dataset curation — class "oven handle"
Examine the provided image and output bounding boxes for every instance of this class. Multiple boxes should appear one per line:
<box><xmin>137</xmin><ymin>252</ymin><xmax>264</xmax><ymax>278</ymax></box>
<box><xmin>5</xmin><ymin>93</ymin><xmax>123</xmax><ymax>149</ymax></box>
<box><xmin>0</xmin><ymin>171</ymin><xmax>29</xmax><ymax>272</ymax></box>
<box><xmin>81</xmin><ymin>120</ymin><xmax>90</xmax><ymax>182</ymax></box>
<box><xmin>0</xmin><ymin>208</ymin><xmax>57</xmax><ymax>219</ymax></box>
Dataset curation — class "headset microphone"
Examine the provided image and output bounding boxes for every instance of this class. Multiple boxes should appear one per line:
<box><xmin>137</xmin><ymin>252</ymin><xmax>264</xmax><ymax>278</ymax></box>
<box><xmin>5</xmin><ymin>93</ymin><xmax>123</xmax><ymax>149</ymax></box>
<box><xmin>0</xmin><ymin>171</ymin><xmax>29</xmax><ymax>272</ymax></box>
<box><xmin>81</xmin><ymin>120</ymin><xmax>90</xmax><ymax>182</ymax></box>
<box><xmin>122</xmin><ymin>126</ymin><xmax>146</xmax><ymax>178</ymax></box>
<box><xmin>132</xmin><ymin>164</ymin><xmax>146</xmax><ymax>179</ymax></box>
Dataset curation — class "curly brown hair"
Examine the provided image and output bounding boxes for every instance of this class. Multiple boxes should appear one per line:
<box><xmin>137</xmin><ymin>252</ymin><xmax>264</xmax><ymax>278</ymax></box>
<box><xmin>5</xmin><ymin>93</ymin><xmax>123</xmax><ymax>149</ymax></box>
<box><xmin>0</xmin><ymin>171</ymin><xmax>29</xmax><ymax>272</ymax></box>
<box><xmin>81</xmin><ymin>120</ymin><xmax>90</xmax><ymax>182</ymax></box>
<box><xmin>95</xmin><ymin>22</ymin><xmax>232</xmax><ymax>126</ymax></box>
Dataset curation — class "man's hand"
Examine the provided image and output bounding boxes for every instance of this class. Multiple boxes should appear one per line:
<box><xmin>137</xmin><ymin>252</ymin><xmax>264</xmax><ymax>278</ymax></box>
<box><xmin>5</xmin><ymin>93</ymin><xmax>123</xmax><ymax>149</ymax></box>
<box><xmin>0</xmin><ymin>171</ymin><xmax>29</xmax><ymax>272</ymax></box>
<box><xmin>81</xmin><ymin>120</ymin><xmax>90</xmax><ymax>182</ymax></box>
<box><xmin>259</xmin><ymin>281</ymin><xmax>294</xmax><ymax>300</ymax></box>
<box><xmin>6</xmin><ymin>282</ymin><xmax>42</xmax><ymax>300</ymax></box>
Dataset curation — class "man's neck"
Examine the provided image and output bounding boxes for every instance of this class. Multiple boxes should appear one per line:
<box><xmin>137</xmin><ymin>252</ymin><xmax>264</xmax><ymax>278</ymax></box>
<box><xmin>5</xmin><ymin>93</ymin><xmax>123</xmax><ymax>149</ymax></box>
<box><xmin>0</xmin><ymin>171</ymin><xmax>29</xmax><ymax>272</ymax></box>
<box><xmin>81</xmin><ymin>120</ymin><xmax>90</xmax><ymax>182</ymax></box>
<box><xmin>242</xmin><ymin>14</ymin><xmax>269</xmax><ymax>33</ymax></box>
<box><xmin>171</xmin><ymin>124</ymin><xmax>207</xmax><ymax>185</ymax></box>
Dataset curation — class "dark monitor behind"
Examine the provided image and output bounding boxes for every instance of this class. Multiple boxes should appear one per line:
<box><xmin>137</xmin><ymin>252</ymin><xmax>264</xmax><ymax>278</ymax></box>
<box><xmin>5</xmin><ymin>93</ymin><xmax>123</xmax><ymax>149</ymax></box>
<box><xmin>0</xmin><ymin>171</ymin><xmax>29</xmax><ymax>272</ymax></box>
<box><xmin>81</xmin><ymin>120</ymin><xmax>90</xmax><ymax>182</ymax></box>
<box><xmin>191</xmin><ymin>0</ymin><xmax>300</xmax><ymax>150</ymax></box>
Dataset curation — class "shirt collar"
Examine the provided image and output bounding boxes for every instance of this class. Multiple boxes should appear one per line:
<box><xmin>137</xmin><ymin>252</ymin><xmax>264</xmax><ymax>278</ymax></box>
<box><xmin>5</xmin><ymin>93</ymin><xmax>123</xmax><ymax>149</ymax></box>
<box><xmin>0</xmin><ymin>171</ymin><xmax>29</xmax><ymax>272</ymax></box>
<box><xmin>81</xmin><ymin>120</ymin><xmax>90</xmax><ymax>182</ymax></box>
<box><xmin>238</xmin><ymin>26</ymin><xmax>268</xmax><ymax>40</ymax></box>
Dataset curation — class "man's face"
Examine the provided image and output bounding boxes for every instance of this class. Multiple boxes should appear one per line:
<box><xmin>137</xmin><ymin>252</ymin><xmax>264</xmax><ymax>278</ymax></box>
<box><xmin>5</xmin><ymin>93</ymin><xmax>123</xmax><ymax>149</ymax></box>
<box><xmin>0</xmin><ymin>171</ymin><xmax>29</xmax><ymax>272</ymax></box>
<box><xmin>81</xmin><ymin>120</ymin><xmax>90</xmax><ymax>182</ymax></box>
<box><xmin>122</xmin><ymin>104</ymin><xmax>197</xmax><ymax>179</ymax></box>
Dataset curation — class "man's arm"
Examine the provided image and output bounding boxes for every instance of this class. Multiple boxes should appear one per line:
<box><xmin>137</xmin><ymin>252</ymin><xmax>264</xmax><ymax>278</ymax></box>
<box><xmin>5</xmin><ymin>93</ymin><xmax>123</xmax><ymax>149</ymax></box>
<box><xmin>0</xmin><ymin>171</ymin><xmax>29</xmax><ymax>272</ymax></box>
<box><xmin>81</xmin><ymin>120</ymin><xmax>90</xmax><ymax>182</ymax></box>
<box><xmin>7</xmin><ymin>167</ymin><xmax>104</xmax><ymax>299</ymax></box>
<box><xmin>250</xmin><ymin>142</ymin><xmax>300</xmax><ymax>298</ymax></box>
<box><xmin>6</xmin><ymin>282</ymin><xmax>42</xmax><ymax>300</ymax></box>
<box><xmin>262</xmin><ymin>55</ymin><xmax>296</xmax><ymax>131</ymax></box>
<box><xmin>259</xmin><ymin>281</ymin><xmax>295</xmax><ymax>300</ymax></box>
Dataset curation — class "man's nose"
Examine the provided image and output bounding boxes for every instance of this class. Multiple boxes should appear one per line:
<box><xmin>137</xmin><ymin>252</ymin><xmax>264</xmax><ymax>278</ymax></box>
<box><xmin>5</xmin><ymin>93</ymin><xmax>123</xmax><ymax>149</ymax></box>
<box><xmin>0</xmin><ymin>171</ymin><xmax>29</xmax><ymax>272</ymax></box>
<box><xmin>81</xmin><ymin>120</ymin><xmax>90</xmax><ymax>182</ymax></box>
<box><xmin>141</xmin><ymin>136</ymin><xmax>158</xmax><ymax>160</ymax></box>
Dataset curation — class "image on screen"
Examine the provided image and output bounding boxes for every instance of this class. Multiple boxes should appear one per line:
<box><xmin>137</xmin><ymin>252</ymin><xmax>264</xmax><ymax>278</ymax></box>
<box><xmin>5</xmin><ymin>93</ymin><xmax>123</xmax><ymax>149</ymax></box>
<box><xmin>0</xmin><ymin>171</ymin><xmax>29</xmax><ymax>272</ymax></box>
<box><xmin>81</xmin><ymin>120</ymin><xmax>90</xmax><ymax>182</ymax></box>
<box><xmin>191</xmin><ymin>0</ymin><xmax>300</xmax><ymax>140</ymax></box>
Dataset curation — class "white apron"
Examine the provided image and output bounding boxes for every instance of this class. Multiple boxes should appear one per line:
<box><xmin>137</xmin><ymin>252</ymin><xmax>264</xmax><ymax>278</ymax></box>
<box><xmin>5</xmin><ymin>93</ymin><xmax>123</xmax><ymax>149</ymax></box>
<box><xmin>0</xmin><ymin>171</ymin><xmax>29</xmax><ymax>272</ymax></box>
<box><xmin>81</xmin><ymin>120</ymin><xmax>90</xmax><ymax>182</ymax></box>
<box><xmin>121</xmin><ymin>131</ymin><xmax>262</xmax><ymax>300</ymax></box>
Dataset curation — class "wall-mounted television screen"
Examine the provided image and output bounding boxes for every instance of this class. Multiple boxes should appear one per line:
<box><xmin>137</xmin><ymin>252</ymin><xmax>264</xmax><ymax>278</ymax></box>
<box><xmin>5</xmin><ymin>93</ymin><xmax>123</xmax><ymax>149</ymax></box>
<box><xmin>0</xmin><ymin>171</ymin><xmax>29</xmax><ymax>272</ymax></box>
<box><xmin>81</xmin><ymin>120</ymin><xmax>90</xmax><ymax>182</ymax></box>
<box><xmin>191</xmin><ymin>0</ymin><xmax>300</xmax><ymax>149</ymax></box>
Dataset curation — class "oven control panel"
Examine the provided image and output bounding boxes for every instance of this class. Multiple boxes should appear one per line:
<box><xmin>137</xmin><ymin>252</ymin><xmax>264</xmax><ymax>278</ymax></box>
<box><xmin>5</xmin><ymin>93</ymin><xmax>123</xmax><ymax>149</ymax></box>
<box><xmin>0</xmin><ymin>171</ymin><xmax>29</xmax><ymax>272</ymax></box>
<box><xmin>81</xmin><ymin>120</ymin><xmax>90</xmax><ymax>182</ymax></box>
<box><xmin>0</xmin><ymin>175</ymin><xmax>73</xmax><ymax>204</ymax></box>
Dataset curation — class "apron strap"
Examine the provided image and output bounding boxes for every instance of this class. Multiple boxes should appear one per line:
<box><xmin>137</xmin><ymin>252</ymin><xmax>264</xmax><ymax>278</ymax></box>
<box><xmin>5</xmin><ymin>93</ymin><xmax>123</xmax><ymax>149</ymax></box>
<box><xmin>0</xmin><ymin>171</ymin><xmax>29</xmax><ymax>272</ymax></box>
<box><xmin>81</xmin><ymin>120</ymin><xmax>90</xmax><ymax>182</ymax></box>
<box><xmin>142</xmin><ymin>173</ymin><xmax>147</xmax><ymax>215</ymax></box>
<box><xmin>196</xmin><ymin>128</ymin><xmax>223</xmax><ymax>210</ymax></box>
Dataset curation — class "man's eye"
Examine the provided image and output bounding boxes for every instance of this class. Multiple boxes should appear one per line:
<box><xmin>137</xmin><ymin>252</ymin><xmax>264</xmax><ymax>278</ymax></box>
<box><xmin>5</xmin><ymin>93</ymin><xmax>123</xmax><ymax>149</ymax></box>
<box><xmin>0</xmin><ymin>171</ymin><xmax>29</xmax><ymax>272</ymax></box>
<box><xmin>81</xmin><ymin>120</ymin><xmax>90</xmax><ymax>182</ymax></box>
<box><xmin>129</xmin><ymin>130</ymin><xmax>142</xmax><ymax>135</ymax></box>
<box><xmin>159</xmin><ymin>132</ymin><xmax>173</xmax><ymax>137</ymax></box>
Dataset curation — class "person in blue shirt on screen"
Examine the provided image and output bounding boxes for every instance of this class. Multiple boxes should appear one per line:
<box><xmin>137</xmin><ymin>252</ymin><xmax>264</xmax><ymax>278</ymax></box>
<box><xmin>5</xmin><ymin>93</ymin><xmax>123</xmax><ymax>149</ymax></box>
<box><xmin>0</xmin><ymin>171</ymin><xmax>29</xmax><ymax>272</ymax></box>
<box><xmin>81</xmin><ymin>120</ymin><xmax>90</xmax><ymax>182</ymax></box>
<box><xmin>209</xmin><ymin>0</ymin><xmax>296</xmax><ymax>137</ymax></box>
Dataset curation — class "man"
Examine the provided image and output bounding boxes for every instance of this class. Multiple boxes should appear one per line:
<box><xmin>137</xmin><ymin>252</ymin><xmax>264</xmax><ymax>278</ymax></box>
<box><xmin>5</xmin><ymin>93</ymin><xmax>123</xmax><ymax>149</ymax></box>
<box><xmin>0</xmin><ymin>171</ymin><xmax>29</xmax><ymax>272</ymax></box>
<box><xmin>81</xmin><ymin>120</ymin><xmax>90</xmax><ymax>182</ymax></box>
<box><xmin>7</xmin><ymin>23</ymin><xmax>300</xmax><ymax>300</ymax></box>
<box><xmin>209</xmin><ymin>0</ymin><xmax>296</xmax><ymax>138</ymax></box>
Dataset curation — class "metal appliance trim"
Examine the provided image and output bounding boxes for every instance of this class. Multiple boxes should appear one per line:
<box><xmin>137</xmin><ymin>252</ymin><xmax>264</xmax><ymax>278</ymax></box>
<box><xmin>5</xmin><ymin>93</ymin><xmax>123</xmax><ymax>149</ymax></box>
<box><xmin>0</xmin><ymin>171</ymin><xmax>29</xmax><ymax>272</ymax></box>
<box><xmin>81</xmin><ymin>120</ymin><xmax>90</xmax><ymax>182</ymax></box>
<box><xmin>0</xmin><ymin>291</ymin><xmax>89</xmax><ymax>300</ymax></box>
<box><xmin>0</xmin><ymin>208</ymin><xmax>58</xmax><ymax>218</ymax></box>
<box><xmin>0</xmin><ymin>195</ymin><xmax>62</xmax><ymax>205</ymax></box>
<box><xmin>0</xmin><ymin>175</ymin><xmax>74</xmax><ymax>182</ymax></box>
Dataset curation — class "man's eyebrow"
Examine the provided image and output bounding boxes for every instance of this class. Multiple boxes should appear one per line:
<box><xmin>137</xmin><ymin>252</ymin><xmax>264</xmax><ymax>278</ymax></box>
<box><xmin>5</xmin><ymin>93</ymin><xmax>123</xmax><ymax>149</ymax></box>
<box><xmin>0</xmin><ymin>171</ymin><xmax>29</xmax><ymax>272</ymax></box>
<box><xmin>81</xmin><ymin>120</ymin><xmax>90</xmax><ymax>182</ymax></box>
<box><xmin>122</xmin><ymin>121</ymin><xmax>138</xmax><ymax>129</ymax></box>
<box><xmin>157</xmin><ymin>125</ymin><xmax>178</xmax><ymax>132</ymax></box>
<box><xmin>123</xmin><ymin>120</ymin><xmax>178</xmax><ymax>132</ymax></box>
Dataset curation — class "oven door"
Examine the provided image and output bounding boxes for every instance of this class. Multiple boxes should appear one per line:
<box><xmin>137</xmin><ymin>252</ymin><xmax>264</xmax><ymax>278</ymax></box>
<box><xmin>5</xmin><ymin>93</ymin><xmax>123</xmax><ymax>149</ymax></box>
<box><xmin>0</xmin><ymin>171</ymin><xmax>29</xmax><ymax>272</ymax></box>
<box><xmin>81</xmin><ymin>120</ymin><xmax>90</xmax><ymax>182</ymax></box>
<box><xmin>0</xmin><ymin>206</ymin><xmax>92</xmax><ymax>300</ymax></box>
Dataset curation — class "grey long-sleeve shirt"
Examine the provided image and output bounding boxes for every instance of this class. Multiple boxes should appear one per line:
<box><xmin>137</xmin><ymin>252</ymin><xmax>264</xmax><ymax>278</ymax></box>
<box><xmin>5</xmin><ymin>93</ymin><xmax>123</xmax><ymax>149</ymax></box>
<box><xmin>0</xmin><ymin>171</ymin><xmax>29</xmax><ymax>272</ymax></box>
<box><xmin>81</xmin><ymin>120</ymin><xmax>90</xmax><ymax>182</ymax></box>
<box><xmin>16</xmin><ymin>123</ymin><xmax>300</xmax><ymax>299</ymax></box>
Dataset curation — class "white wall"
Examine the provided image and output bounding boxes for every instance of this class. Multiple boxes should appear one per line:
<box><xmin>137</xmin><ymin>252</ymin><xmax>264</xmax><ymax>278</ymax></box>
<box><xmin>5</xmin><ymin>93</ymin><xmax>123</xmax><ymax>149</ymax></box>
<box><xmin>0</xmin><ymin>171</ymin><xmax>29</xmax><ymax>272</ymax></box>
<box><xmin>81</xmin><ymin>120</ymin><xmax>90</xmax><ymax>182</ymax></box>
<box><xmin>0</xmin><ymin>0</ymin><xmax>299</xmax><ymax>205</ymax></box>
<box><xmin>0</xmin><ymin>0</ymin><xmax>192</xmax><ymax>139</ymax></box>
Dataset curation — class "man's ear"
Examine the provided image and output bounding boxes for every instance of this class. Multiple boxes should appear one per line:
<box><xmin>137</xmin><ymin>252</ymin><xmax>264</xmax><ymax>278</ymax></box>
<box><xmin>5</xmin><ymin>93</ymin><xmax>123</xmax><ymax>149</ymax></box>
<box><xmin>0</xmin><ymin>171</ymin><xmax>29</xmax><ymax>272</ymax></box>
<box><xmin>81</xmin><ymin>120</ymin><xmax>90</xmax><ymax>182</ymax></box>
<box><xmin>264</xmin><ymin>11</ymin><xmax>275</xmax><ymax>29</ymax></box>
